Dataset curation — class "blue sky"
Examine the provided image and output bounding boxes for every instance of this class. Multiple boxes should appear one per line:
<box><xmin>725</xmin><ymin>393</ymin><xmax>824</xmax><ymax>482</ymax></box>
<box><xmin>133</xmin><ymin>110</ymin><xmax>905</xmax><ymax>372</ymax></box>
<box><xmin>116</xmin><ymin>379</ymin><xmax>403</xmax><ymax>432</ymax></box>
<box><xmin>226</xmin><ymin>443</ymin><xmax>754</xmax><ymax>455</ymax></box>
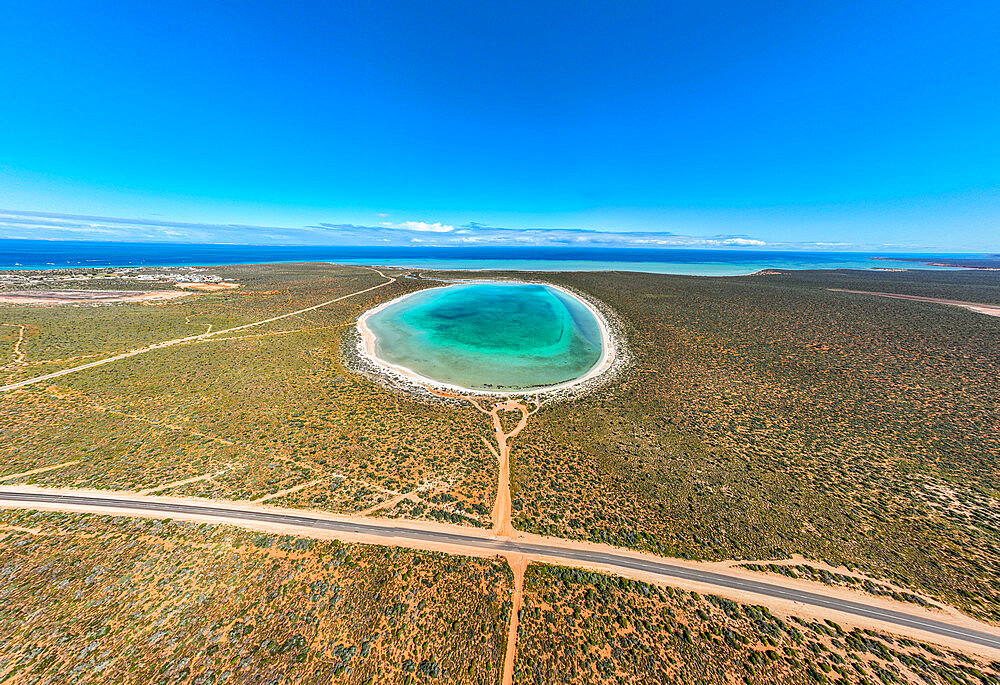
<box><xmin>1</xmin><ymin>1</ymin><xmax>997</xmax><ymax>250</ymax></box>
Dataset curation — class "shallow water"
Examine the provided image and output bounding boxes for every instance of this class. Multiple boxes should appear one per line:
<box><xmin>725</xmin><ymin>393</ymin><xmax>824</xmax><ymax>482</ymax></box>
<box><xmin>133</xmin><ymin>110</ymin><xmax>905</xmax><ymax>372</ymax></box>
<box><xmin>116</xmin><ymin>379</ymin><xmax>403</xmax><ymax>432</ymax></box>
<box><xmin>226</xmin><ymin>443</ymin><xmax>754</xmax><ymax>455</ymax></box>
<box><xmin>364</xmin><ymin>283</ymin><xmax>604</xmax><ymax>391</ymax></box>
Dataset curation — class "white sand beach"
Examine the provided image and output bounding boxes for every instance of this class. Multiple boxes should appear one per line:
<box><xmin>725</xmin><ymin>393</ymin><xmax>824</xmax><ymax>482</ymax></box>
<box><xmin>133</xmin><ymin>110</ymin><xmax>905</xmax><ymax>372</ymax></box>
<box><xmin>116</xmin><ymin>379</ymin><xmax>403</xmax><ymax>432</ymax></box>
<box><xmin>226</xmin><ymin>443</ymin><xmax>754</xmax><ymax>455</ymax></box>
<box><xmin>356</xmin><ymin>280</ymin><xmax>619</xmax><ymax>396</ymax></box>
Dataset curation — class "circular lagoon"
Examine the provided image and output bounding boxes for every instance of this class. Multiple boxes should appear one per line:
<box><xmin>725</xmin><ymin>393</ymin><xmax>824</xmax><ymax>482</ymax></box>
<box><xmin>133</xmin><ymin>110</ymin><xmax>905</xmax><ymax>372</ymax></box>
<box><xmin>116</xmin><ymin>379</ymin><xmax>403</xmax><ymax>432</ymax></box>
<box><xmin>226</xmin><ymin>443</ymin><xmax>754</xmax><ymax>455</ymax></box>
<box><xmin>358</xmin><ymin>283</ymin><xmax>610</xmax><ymax>393</ymax></box>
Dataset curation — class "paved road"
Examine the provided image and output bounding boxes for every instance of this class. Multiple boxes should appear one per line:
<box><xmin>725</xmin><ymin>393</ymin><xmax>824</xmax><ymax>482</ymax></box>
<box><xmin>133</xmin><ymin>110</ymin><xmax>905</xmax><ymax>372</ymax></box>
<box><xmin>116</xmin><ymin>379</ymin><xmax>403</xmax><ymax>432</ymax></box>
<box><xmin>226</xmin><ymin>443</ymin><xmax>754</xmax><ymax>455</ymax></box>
<box><xmin>3</xmin><ymin>490</ymin><xmax>1000</xmax><ymax>652</ymax></box>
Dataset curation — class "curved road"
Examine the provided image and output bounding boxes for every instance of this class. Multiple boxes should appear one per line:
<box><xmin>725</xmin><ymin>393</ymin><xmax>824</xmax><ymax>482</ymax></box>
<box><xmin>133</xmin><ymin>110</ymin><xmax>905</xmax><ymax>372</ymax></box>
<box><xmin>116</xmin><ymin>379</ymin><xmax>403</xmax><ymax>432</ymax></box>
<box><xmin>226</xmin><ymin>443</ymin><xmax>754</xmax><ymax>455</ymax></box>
<box><xmin>3</xmin><ymin>490</ymin><xmax>1000</xmax><ymax>653</ymax></box>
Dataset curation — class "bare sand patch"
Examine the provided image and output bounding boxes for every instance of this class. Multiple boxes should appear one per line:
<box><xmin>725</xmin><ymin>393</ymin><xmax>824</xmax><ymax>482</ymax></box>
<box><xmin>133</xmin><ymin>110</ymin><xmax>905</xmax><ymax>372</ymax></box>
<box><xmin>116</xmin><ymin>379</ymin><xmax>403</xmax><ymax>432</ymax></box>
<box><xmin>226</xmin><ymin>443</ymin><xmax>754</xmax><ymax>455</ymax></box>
<box><xmin>0</xmin><ymin>290</ymin><xmax>190</xmax><ymax>305</ymax></box>
<box><xmin>174</xmin><ymin>282</ymin><xmax>241</xmax><ymax>292</ymax></box>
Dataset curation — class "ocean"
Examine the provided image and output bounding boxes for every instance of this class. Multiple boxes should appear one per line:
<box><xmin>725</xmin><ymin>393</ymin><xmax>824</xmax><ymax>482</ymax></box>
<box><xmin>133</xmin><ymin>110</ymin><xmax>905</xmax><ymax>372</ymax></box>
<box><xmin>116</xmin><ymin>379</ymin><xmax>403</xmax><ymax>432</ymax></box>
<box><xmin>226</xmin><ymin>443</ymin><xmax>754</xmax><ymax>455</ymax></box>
<box><xmin>0</xmin><ymin>240</ymin><xmax>979</xmax><ymax>277</ymax></box>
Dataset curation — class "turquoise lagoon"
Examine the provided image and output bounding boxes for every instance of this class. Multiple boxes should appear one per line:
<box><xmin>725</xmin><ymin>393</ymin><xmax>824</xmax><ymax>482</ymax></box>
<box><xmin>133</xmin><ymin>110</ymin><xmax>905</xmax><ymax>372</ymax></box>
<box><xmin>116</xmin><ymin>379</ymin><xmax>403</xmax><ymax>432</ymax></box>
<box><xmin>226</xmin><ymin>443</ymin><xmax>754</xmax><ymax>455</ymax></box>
<box><xmin>362</xmin><ymin>283</ymin><xmax>606</xmax><ymax>392</ymax></box>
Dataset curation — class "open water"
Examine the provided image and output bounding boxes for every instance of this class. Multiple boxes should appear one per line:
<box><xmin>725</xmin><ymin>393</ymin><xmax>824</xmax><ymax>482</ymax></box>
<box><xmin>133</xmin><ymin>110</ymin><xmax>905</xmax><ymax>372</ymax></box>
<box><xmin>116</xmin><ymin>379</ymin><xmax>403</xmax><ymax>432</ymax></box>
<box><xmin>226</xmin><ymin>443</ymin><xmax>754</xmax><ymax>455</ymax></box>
<box><xmin>0</xmin><ymin>241</ymin><xmax>978</xmax><ymax>276</ymax></box>
<box><xmin>364</xmin><ymin>283</ymin><xmax>604</xmax><ymax>392</ymax></box>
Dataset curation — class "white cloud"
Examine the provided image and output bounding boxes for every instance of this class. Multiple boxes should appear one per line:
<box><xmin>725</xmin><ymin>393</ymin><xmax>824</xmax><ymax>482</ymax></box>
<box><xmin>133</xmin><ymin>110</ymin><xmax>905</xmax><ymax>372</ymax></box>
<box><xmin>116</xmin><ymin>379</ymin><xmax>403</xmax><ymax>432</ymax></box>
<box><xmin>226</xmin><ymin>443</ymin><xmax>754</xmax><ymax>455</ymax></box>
<box><xmin>380</xmin><ymin>220</ymin><xmax>455</xmax><ymax>233</ymax></box>
<box><xmin>720</xmin><ymin>238</ymin><xmax>767</xmax><ymax>246</ymax></box>
<box><xmin>0</xmin><ymin>209</ymin><xmax>794</xmax><ymax>249</ymax></box>
<box><xmin>627</xmin><ymin>238</ymin><xmax>681</xmax><ymax>245</ymax></box>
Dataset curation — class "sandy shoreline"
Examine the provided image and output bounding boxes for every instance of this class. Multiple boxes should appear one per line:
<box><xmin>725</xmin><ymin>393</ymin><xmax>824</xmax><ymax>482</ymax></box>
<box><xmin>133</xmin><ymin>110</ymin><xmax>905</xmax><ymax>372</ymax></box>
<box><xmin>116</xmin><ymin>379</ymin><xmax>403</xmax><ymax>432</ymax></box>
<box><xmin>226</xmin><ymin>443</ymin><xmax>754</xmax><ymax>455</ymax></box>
<box><xmin>356</xmin><ymin>280</ymin><xmax>619</xmax><ymax>396</ymax></box>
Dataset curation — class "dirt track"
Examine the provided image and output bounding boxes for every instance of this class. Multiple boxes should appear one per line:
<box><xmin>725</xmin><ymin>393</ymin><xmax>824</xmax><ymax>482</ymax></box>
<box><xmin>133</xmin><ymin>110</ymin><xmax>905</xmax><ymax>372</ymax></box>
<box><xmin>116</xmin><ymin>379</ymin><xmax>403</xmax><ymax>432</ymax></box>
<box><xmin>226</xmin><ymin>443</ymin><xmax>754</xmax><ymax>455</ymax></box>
<box><xmin>830</xmin><ymin>289</ymin><xmax>1000</xmax><ymax>317</ymax></box>
<box><xmin>5</xmin><ymin>270</ymin><xmax>1000</xmax><ymax>671</ymax></box>
<box><xmin>0</xmin><ymin>268</ymin><xmax>396</xmax><ymax>392</ymax></box>
<box><xmin>501</xmin><ymin>555</ymin><xmax>528</xmax><ymax>685</ymax></box>
<box><xmin>1</xmin><ymin>323</ymin><xmax>26</xmax><ymax>363</ymax></box>
<box><xmin>3</xmin><ymin>486</ymin><xmax>1000</xmax><ymax>659</ymax></box>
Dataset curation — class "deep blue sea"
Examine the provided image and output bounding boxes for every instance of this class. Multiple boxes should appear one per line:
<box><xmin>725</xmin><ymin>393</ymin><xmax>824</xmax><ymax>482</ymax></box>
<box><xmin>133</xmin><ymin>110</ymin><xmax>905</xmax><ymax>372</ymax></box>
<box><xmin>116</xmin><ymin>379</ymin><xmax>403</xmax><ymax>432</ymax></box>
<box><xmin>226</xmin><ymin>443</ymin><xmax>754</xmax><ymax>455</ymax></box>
<box><xmin>0</xmin><ymin>240</ymin><xmax>980</xmax><ymax>276</ymax></box>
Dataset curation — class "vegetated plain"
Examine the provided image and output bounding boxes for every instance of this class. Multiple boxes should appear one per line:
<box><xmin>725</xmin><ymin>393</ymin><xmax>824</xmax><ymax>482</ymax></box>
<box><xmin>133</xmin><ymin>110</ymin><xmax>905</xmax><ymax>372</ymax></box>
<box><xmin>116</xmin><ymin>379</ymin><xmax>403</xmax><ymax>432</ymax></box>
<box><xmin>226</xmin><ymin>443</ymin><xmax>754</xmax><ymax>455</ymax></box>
<box><xmin>3</xmin><ymin>261</ymin><xmax>1000</xmax><ymax>682</ymax></box>
<box><xmin>515</xmin><ymin>564</ymin><xmax>1000</xmax><ymax>684</ymax></box>
<box><xmin>505</xmin><ymin>268</ymin><xmax>1000</xmax><ymax>622</ymax></box>
<box><xmin>0</xmin><ymin>509</ymin><xmax>509</xmax><ymax>684</ymax></box>
<box><xmin>0</xmin><ymin>264</ymin><xmax>495</xmax><ymax>526</ymax></box>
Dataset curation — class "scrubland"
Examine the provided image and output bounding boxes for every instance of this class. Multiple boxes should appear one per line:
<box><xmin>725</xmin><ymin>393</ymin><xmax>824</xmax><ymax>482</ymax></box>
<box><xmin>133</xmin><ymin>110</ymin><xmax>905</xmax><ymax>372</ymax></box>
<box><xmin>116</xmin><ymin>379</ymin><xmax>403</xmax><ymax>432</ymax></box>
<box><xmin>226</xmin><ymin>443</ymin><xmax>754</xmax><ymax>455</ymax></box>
<box><xmin>5</xmin><ymin>507</ymin><xmax>996</xmax><ymax>685</ymax></box>
<box><xmin>510</xmin><ymin>268</ymin><xmax>1000</xmax><ymax>621</ymax></box>
<box><xmin>515</xmin><ymin>564</ymin><xmax>1000</xmax><ymax>685</ymax></box>
<box><xmin>4</xmin><ymin>262</ymin><xmax>1000</xmax><ymax>680</ymax></box>
<box><xmin>0</xmin><ymin>264</ymin><xmax>494</xmax><ymax>525</ymax></box>
<box><xmin>0</xmin><ymin>510</ymin><xmax>509</xmax><ymax>684</ymax></box>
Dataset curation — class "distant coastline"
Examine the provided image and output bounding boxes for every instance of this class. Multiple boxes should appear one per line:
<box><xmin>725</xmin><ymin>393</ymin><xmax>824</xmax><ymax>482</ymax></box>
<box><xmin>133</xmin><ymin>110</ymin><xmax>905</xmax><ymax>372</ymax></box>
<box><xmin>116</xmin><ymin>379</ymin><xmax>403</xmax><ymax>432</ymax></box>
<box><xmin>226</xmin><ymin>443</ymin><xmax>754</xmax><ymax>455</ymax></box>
<box><xmin>0</xmin><ymin>240</ymin><xmax>988</xmax><ymax>277</ymax></box>
<box><xmin>870</xmin><ymin>255</ymin><xmax>1000</xmax><ymax>271</ymax></box>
